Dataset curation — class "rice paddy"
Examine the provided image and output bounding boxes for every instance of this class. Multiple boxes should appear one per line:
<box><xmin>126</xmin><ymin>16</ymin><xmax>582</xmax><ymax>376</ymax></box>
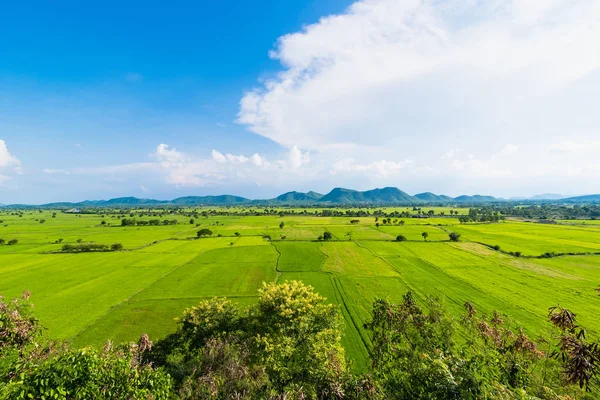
<box><xmin>1</xmin><ymin>209</ymin><xmax>600</xmax><ymax>370</ymax></box>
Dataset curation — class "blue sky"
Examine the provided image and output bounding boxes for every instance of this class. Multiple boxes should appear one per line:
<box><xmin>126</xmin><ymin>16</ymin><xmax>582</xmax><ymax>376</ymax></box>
<box><xmin>1</xmin><ymin>0</ymin><xmax>599</xmax><ymax>203</ymax></box>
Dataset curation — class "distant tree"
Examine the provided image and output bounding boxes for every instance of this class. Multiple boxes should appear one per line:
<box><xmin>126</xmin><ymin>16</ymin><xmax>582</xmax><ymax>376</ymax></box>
<box><xmin>345</xmin><ymin>231</ymin><xmax>353</xmax><ymax>241</ymax></box>
<box><xmin>234</xmin><ymin>232</ymin><xmax>240</xmax><ymax>237</ymax></box>
<box><xmin>350</xmin><ymin>219</ymin><xmax>360</xmax><ymax>224</ymax></box>
<box><xmin>399</xmin><ymin>220</ymin><xmax>405</xmax><ymax>225</ymax></box>
<box><xmin>101</xmin><ymin>220</ymin><xmax>106</xmax><ymax>225</ymax></box>
<box><xmin>189</xmin><ymin>219</ymin><xmax>195</xmax><ymax>225</ymax></box>
<box><xmin>317</xmin><ymin>235</ymin><xmax>323</xmax><ymax>241</ymax></box>
<box><xmin>197</xmin><ymin>229</ymin><xmax>213</xmax><ymax>237</ymax></box>
<box><xmin>0</xmin><ymin>239</ymin><xmax>4</xmax><ymax>245</ymax></box>
<box><xmin>110</xmin><ymin>243</ymin><xmax>124</xmax><ymax>251</ymax></box>
<box><xmin>421</xmin><ymin>232</ymin><xmax>429</xmax><ymax>241</ymax></box>
<box><xmin>77</xmin><ymin>238</ymin><xmax>83</xmax><ymax>243</ymax></box>
<box><xmin>280</xmin><ymin>235</ymin><xmax>286</xmax><ymax>240</ymax></box>
<box><xmin>448</xmin><ymin>232</ymin><xmax>461</xmax><ymax>242</ymax></box>
<box><xmin>323</xmin><ymin>231</ymin><xmax>333</xmax><ymax>241</ymax></box>
<box><xmin>263</xmin><ymin>234</ymin><xmax>271</xmax><ymax>241</ymax></box>
<box><xmin>39</xmin><ymin>219</ymin><xmax>45</xmax><ymax>224</ymax></box>
<box><xmin>7</xmin><ymin>239</ymin><xmax>18</xmax><ymax>245</ymax></box>
<box><xmin>376</xmin><ymin>222</ymin><xmax>380</xmax><ymax>228</ymax></box>
<box><xmin>396</xmin><ymin>235</ymin><xmax>407</xmax><ymax>242</ymax></box>
<box><xmin>279</xmin><ymin>222</ymin><xmax>285</xmax><ymax>229</ymax></box>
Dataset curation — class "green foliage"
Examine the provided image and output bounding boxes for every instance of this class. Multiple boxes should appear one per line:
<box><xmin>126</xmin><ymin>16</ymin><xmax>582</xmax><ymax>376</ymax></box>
<box><xmin>395</xmin><ymin>234</ymin><xmax>407</xmax><ymax>242</ymax></box>
<box><xmin>148</xmin><ymin>281</ymin><xmax>347</xmax><ymax>398</ymax></box>
<box><xmin>60</xmin><ymin>243</ymin><xmax>112</xmax><ymax>252</ymax></box>
<box><xmin>110</xmin><ymin>243</ymin><xmax>124</xmax><ymax>251</ymax></box>
<box><xmin>2</xmin><ymin>346</ymin><xmax>172</xmax><ymax>399</ymax></box>
<box><xmin>197</xmin><ymin>228</ymin><xmax>213</xmax><ymax>237</ymax></box>
<box><xmin>323</xmin><ymin>231</ymin><xmax>333</xmax><ymax>240</ymax></box>
<box><xmin>448</xmin><ymin>232</ymin><xmax>461</xmax><ymax>242</ymax></box>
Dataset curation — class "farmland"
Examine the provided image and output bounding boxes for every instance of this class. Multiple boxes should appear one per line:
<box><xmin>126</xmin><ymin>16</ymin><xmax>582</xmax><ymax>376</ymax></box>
<box><xmin>1</xmin><ymin>208</ymin><xmax>600</xmax><ymax>370</ymax></box>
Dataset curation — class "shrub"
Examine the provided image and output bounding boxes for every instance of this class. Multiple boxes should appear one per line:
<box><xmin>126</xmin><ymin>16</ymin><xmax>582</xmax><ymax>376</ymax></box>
<box><xmin>61</xmin><ymin>243</ymin><xmax>109</xmax><ymax>253</ymax></box>
<box><xmin>3</xmin><ymin>345</ymin><xmax>173</xmax><ymax>399</ymax></box>
<box><xmin>396</xmin><ymin>235</ymin><xmax>407</xmax><ymax>242</ymax></box>
<box><xmin>448</xmin><ymin>232</ymin><xmax>461</xmax><ymax>242</ymax></box>
<box><xmin>7</xmin><ymin>239</ymin><xmax>18</xmax><ymax>246</ymax></box>
<box><xmin>110</xmin><ymin>243</ymin><xmax>124</xmax><ymax>251</ymax></box>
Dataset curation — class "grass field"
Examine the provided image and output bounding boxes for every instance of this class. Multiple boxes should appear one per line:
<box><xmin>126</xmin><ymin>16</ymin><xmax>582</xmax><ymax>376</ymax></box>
<box><xmin>2</xmin><ymin>210</ymin><xmax>600</xmax><ymax>370</ymax></box>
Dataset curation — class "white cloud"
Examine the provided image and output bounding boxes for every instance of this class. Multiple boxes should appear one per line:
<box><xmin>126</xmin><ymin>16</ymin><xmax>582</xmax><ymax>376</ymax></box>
<box><xmin>43</xmin><ymin>168</ymin><xmax>70</xmax><ymax>175</ymax></box>
<box><xmin>235</xmin><ymin>0</ymin><xmax>600</xmax><ymax>194</ymax></box>
<box><xmin>0</xmin><ymin>140</ymin><xmax>22</xmax><ymax>183</ymax></box>
<box><xmin>331</xmin><ymin>158</ymin><xmax>412</xmax><ymax>177</ymax></box>
<box><xmin>65</xmin><ymin>144</ymin><xmax>315</xmax><ymax>190</ymax></box>
<box><xmin>140</xmin><ymin>185</ymin><xmax>149</xmax><ymax>193</ymax></box>
<box><xmin>549</xmin><ymin>140</ymin><xmax>600</xmax><ymax>154</ymax></box>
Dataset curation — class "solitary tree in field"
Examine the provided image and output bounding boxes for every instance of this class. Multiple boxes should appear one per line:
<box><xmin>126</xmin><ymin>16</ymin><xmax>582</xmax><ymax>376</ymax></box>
<box><xmin>421</xmin><ymin>232</ymin><xmax>428</xmax><ymax>241</ymax></box>
<box><xmin>197</xmin><ymin>228</ymin><xmax>213</xmax><ymax>237</ymax></box>
<box><xmin>279</xmin><ymin>222</ymin><xmax>285</xmax><ymax>229</ymax></box>
<box><xmin>396</xmin><ymin>235</ymin><xmax>407</xmax><ymax>242</ymax></box>
<box><xmin>448</xmin><ymin>232</ymin><xmax>461</xmax><ymax>242</ymax></box>
<box><xmin>323</xmin><ymin>231</ymin><xmax>333</xmax><ymax>241</ymax></box>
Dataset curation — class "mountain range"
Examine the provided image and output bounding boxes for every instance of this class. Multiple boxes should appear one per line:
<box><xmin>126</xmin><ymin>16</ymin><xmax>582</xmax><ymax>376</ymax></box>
<box><xmin>3</xmin><ymin>187</ymin><xmax>600</xmax><ymax>208</ymax></box>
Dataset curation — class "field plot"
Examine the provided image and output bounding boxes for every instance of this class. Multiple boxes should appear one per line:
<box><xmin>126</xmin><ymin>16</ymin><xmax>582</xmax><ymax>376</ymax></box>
<box><xmin>2</xmin><ymin>210</ymin><xmax>600</xmax><ymax>370</ymax></box>
<box><xmin>274</xmin><ymin>241</ymin><xmax>325</xmax><ymax>271</ymax></box>
<box><xmin>452</xmin><ymin>221</ymin><xmax>600</xmax><ymax>255</ymax></box>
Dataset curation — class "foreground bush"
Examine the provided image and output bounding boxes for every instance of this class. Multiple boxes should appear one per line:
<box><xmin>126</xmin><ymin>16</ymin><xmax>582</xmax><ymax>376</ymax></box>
<box><xmin>2</xmin><ymin>282</ymin><xmax>600</xmax><ymax>399</ymax></box>
<box><xmin>149</xmin><ymin>281</ymin><xmax>349</xmax><ymax>398</ymax></box>
<box><xmin>2</xmin><ymin>345</ymin><xmax>173</xmax><ymax>400</ymax></box>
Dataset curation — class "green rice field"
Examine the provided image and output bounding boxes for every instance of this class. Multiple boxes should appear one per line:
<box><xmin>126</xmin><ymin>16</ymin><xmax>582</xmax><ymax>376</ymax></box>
<box><xmin>2</xmin><ymin>209</ymin><xmax>600</xmax><ymax>370</ymax></box>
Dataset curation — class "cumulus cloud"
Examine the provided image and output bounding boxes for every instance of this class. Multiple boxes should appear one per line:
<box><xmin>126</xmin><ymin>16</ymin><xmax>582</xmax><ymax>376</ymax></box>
<box><xmin>236</xmin><ymin>0</ymin><xmax>600</xmax><ymax>193</ymax></box>
<box><xmin>64</xmin><ymin>144</ymin><xmax>314</xmax><ymax>190</ymax></box>
<box><xmin>0</xmin><ymin>140</ymin><xmax>22</xmax><ymax>183</ymax></box>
